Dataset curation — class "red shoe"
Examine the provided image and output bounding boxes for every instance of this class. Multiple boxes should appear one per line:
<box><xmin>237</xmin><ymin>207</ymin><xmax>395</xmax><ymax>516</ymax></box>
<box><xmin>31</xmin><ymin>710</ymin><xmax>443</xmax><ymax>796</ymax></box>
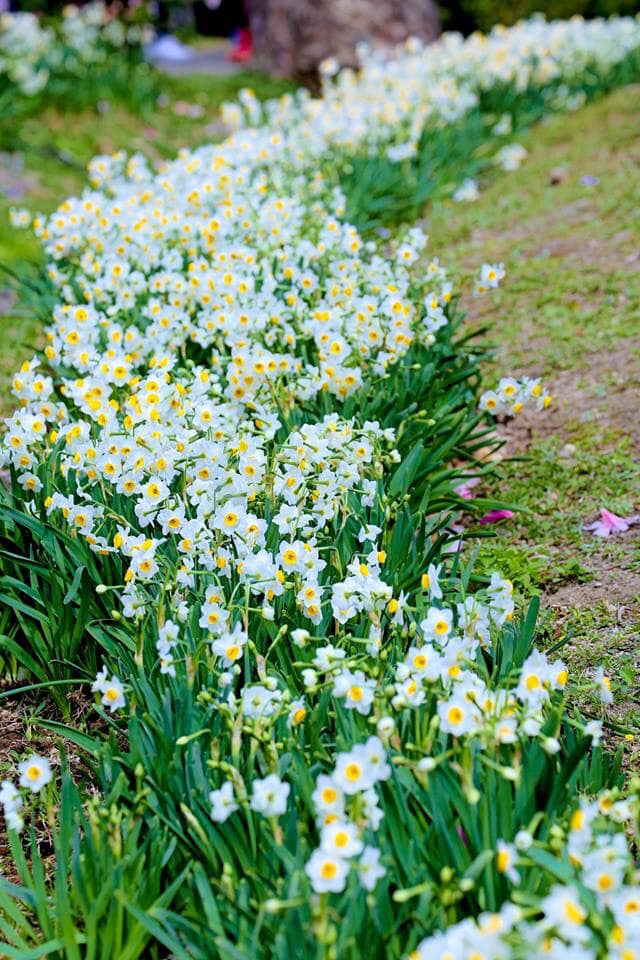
<box><xmin>229</xmin><ymin>28</ymin><xmax>253</xmax><ymax>63</ymax></box>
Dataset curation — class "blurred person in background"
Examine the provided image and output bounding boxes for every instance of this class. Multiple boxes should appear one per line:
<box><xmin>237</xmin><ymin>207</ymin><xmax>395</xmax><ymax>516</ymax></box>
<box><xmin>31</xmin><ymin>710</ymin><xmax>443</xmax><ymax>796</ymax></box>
<box><xmin>194</xmin><ymin>0</ymin><xmax>252</xmax><ymax>61</ymax></box>
<box><xmin>146</xmin><ymin>0</ymin><xmax>252</xmax><ymax>64</ymax></box>
<box><xmin>228</xmin><ymin>1</ymin><xmax>252</xmax><ymax>62</ymax></box>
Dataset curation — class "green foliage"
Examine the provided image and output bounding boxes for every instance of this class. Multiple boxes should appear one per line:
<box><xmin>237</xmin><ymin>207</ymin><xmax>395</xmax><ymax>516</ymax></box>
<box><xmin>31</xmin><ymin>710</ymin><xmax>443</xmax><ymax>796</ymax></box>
<box><xmin>0</xmin><ymin>57</ymin><xmax>160</xmax><ymax>142</ymax></box>
<box><xmin>0</xmin><ymin>489</ymin><xmax>116</xmax><ymax>713</ymax></box>
<box><xmin>0</xmin><ymin>603</ymin><xmax>626</xmax><ymax>958</ymax></box>
<box><xmin>440</xmin><ymin>0</ymin><xmax>640</xmax><ymax>34</ymax></box>
<box><xmin>0</xmin><ymin>768</ymin><xmax>185</xmax><ymax>959</ymax></box>
<box><xmin>341</xmin><ymin>47</ymin><xmax>640</xmax><ymax>234</ymax></box>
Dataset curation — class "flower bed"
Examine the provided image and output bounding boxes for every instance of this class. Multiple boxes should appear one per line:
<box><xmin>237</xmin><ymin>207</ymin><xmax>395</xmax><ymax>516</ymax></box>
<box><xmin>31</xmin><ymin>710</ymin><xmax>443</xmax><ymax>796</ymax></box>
<box><xmin>1</xmin><ymin>15</ymin><xmax>639</xmax><ymax>960</ymax></box>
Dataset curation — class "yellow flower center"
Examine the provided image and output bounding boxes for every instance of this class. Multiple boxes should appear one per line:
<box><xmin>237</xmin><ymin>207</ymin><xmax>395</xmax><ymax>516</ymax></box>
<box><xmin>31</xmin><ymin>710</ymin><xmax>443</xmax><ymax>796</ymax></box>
<box><xmin>447</xmin><ymin>706</ymin><xmax>464</xmax><ymax>726</ymax></box>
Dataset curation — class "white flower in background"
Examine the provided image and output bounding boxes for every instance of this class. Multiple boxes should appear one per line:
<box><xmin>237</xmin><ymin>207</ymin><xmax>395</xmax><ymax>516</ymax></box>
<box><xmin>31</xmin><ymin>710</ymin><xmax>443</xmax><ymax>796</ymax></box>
<box><xmin>320</xmin><ymin>820</ymin><xmax>363</xmax><ymax>859</ymax></box>
<box><xmin>495</xmin><ymin>143</ymin><xmax>528</xmax><ymax>171</ymax></box>
<box><xmin>0</xmin><ymin>780</ymin><xmax>21</xmax><ymax>807</ymax></box>
<box><xmin>312</xmin><ymin>776</ymin><xmax>345</xmax><ymax>821</ymax></box>
<box><xmin>475</xmin><ymin>262</ymin><xmax>506</xmax><ymax>294</ymax></box>
<box><xmin>438</xmin><ymin>695</ymin><xmax>478</xmax><ymax>737</ymax></box>
<box><xmin>287</xmin><ymin>697</ymin><xmax>307</xmax><ymax>727</ymax></box>
<box><xmin>211</xmin><ymin>623</ymin><xmax>249</xmax><ymax>667</ymax></box>
<box><xmin>358</xmin><ymin>846</ymin><xmax>386</xmax><ymax>891</ymax></box>
<box><xmin>332</xmin><ymin>669</ymin><xmax>376</xmax><ymax>715</ymax></box>
<box><xmin>360</xmin><ymin>736</ymin><xmax>391</xmax><ymax>783</ymax></box>
<box><xmin>333</xmin><ymin>748</ymin><xmax>375</xmax><ymax>796</ymax></box>
<box><xmin>0</xmin><ymin>780</ymin><xmax>24</xmax><ymax>832</ymax></box>
<box><xmin>420</xmin><ymin>606</ymin><xmax>454</xmax><ymax>643</ymax></box>
<box><xmin>291</xmin><ymin>628</ymin><xmax>309</xmax><ymax>648</ymax></box>
<box><xmin>453</xmin><ymin>178</ymin><xmax>480</xmax><ymax>202</ymax></box>
<box><xmin>496</xmin><ymin>840</ymin><xmax>520</xmax><ymax>884</ymax></box>
<box><xmin>595</xmin><ymin>666</ymin><xmax>614</xmax><ymax>705</ymax></box>
<box><xmin>493</xmin><ymin>114</ymin><xmax>513</xmax><ymax>136</ymax></box>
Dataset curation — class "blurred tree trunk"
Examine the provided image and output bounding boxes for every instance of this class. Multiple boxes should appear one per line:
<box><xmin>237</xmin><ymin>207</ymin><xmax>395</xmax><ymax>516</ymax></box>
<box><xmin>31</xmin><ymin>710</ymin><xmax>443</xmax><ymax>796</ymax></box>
<box><xmin>248</xmin><ymin>0</ymin><xmax>440</xmax><ymax>82</ymax></box>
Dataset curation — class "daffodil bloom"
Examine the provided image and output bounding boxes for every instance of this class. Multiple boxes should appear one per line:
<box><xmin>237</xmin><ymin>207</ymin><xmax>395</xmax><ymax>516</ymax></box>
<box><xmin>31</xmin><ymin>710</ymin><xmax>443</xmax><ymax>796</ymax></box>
<box><xmin>18</xmin><ymin>755</ymin><xmax>52</xmax><ymax>794</ymax></box>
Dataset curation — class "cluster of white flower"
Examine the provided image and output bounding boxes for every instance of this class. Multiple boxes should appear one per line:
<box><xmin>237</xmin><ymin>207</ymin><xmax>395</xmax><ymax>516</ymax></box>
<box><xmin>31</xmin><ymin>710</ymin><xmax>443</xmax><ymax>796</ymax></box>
<box><xmin>185</xmin><ymin>554</ymin><xmax>614</xmax><ymax>898</ymax></box>
<box><xmin>410</xmin><ymin>791</ymin><xmax>640</xmax><ymax>960</ymax></box>
<box><xmin>34</xmin><ymin>415</ymin><xmax>395</xmax><ymax>642</ymax></box>
<box><xmin>3</xmin><ymin>117</ymin><xmax>460</xmax><ymax>644</ymax></box>
<box><xmin>305</xmin><ymin>736</ymin><xmax>389</xmax><ymax>893</ymax></box>
<box><xmin>495</xmin><ymin>142</ymin><xmax>528</xmax><ymax>172</ymax></box>
<box><xmin>222</xmin><ymin>16</ymin><xmax>640</xmax><ymax>182</ymax></box>
<box><xmin>0</xmin><ymin>11</ymin><xmax>53</xmax><ymax>96</ymax></box>
<box><xmin>0</xmin><ymin>4</ymin><xmax>152</xmax><ymax>97</ymax></box>
<box><xmin>1</xmin><ymin>755</ymin><xmax>53</xmax><ymax>832</ymax></box>
<box><xmin>479</xmin><ymin>375</ymin><xmax>552</xmax><ymax>417</ymax></box>
<box><xmin>3</xmin><ymin>14</ymin><xmax>636</xmax><ymax>954</ymax></box>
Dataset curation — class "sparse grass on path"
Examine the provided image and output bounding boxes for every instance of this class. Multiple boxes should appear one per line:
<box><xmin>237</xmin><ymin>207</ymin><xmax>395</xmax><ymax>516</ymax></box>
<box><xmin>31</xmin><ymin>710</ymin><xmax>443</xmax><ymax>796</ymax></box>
<box><xmin>425</xmin><ymin>86</ymin><xmax>640</xmax><ymax>754</ymax></box>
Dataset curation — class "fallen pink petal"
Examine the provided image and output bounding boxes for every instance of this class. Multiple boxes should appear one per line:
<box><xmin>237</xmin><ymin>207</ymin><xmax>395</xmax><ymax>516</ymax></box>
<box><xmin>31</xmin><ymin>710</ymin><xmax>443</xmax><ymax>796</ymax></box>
<box><xmin>584</xmin><ymin>508</ymin><xmax>639</xmax><ymax>538</ymax></box>
<box><xmin>479</xmin><ymin>509</ymin><xmax>514</xmax><ymax>525</ymax></box>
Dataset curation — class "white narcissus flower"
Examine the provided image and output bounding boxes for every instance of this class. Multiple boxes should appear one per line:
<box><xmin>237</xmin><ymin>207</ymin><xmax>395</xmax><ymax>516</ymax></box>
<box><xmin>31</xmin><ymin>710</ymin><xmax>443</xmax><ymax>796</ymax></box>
<box><xmin>250</xmin><ymin>775</ymin><xmax>290</xmax><ymax>817</ymax></box>
<box><xmin>358</xmin><ymin>845</ymin><xmax>386</xmax><ymax>891</ymax></box>
<box><xmin>209</xmin><ymin>782</ymin><xmax>239</xmax><ymax>823</ymax></box>
<box><xmin>437</xmin><ymin>695</ymin><xmax>477</xmax><ymax>737</ymax></box>
<box><xmin>333</xmin><ymin>748</ymin><xmax>375</xmax><ymax>796</ymax></box>
<box><xmin>420</xmin><ymin>606</ymin><xmax>454</xmax><ymax>644</ymax></box>
<box><xmin>0</xmin><ymin>780</ymin><xmax>20</xmax><ymax>807</ymax></box>
<box><xmin>320</xmin><ymin>821</ymin><xmax>363</xmax><ymax>859</ymax></box>
<box><xmin>496</xmin><ymin>840</ymin><xmax>520</xmax><ymax>884</ymax></box>
<box><xmin>18</xmin><ymin>755</ymin><xmax>52</xmax><ymax>794</ymax></box>
<box><xmin>305</xmin><ymin>849</ymin><xmax>349</xmax><ymax>894</ymax></box>
<box><xmin>453</xmin><ymin>178</ymin><xmax>480</xmax><ymax>202</ymax></box>
<box><xmin>291</xmin><ymin>628</ymin><xmax>309</xmax><ymax>648</ymax></box>
<box><xmin>376</xmin><ymin>715</ymin><xmax>395</xmax><ymax>739</ymax></box>
<box><xmin>92</xmin><ymin>667</ymin><xmax>126</xmax><ymax>713</ymax></box>
<box><xmin>332</xmin><ymin>669</ymin><xmax>375</xmax><ymax>715</ymax></box>
<box><xmin>211</xmin><ymin>623</ymin><xmax>248</xmax><ymax>667</ymax></box>
<box><xmin>595</xmin><ymin>666</ymin><xmax>614</xmax><ymax>705</ymax></box>
<box><xmin>0</xmin><ymin>778</ymin><xmax>24</xmax><ymax>832</ymax></box>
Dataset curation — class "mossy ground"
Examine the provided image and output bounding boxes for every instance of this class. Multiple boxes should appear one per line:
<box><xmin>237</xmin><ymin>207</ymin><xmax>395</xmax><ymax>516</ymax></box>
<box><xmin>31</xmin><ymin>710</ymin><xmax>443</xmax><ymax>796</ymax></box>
<box><xmin>425</xmin><ymin>87</ymin><xmax>639</xmax><ymax>751</ymax></box>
